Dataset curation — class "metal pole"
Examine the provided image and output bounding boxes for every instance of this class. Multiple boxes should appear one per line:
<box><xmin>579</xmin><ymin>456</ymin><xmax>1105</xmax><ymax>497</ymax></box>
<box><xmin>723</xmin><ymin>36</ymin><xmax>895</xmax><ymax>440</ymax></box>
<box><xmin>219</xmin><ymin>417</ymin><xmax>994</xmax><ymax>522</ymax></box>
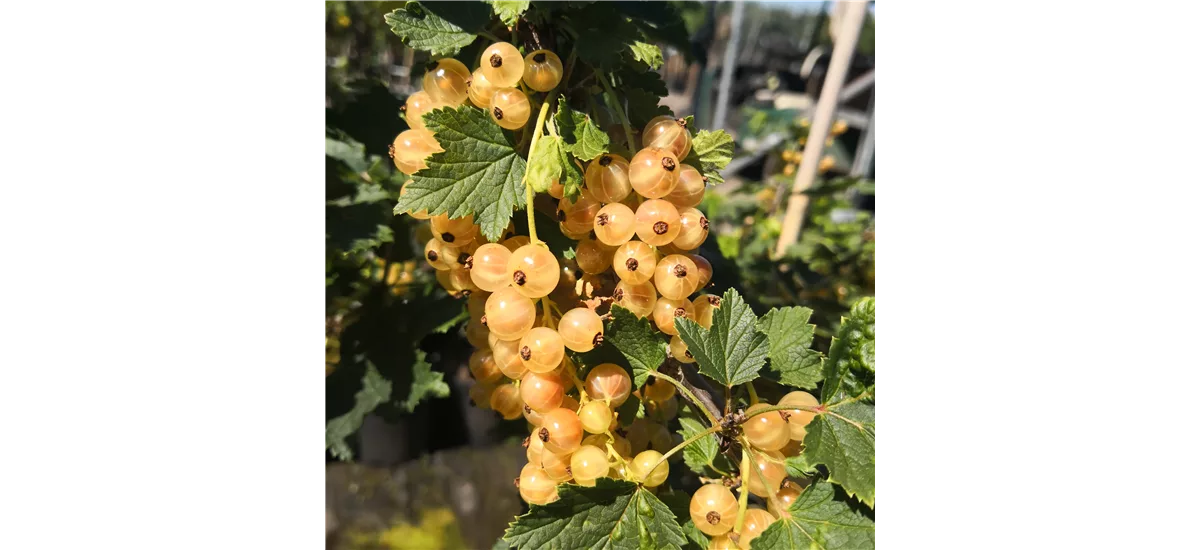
<box><xmin>712</xmin><ymin>1</ymin><xmax>746</xmax><ymax>131</ymax></box>
<box><xmin>850</xmin><ymin>88</ymin><xmax>875</xmax><ymax>178</ymax></box>
<box><xmin>773</xmin><ymin>1</ymin><xmax>867</xmax><ymax>258</ymax></box>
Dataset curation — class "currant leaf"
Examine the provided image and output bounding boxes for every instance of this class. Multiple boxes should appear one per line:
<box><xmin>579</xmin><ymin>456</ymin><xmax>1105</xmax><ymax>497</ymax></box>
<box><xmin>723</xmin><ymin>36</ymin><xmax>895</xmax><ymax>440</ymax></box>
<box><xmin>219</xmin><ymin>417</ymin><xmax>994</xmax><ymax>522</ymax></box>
<box><xmin>527</xmin><ymin>134</ymin><xmax>563</xmax><ymax>194</ymax></box>
<box><xmin>628</xmin><ymin>41</ymin><xmax>664</xmax><ymax>70</ymax></box>
<box><xmin>555</xmin><ymin>96</ymin><xmax>610</xmax><ymax>162</ymax></box>
<box><xmin>682</xmin><ymin>129</ymin><xmax>735</xmax><ymax>184</ymax></box>
<box><xmin>325</xmin><ymin>361</ymin><xmax>392</xmax><ymax>461</ymax></box>
<box><xmin>399</xmin><ymin>350</ymin><xmax>449</xmax><ymax>412</ymax></box>
<box><xmin>821</xmin><ymin>298</ymin><xmax>876</xmax><ymax>403</ymax></box>
<box><xmin>748</xmin><ymin>482</ymin><xmax>875</xmax><ymax>550</ymax></box>
<box><xmin>675</xmin><ymin>288</ymin><xmax>768</xmax><ymax>388</ymax></box>
<box><xmin>757</xmin><ymin>306</ymin><xmax>824</xmax><ymax>390</ymax></box>
<box><xmin>803</xmin><ymin>401</ymin><xmax>875</xmax><ymax>508</ymax></box>
<box><xmin>676</xmin><ymin>416</ymin><xmax>718</xmax><ymax>475</ymax></box>
<box><xmin>605</xmin><ymin>305</ymin><xmax>668</xmax><ymax>387</ymax></box>
<box><xmin>487</xmin><ymin>0</ymin><xmax>529</xmax><ymax>26</ymax></box>
<box><xmin>383</xmin><ymin>1</ymin><xmax>487</xmax><ymax>57</ymax></box>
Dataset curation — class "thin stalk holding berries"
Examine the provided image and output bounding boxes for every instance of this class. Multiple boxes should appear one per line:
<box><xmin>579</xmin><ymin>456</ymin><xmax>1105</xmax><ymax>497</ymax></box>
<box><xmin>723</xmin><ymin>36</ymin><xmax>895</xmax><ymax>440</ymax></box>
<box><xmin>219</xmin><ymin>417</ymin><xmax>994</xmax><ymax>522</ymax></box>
<box><xmin>522</xmin><ymin>100</ymin><xmax>553</xmax><ymax>245</ymax></box>
<box><xmin>733</xmin><ymin>448</ymin><xmax>751</xmax><ymax>535</ymax></box>
<box><xmin>646</xmin><ymin>370</ymin><xmax>718</xmax><ymax>426</ymax></box>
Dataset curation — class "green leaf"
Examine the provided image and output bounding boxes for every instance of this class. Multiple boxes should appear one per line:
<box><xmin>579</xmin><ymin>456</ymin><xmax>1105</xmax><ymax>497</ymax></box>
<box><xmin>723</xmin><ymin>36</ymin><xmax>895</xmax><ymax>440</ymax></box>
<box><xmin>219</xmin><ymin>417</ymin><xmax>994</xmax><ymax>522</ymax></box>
<box><xmin>821</xmin><ymin>298</ymin><xmax>876</xmax><ymax>403</ymax></box>
<box><xmin>527</xmin><ymin>135</ymin><xmax>563</xmax><ymax>193</ymax></box>
<box><xmin>757</xmin><ymin>307</ymin><xmax>824</xmax><ymax>390</ymax></box>
<box><xmin>559</xmin><ymin>143</ymin><xmax>586</xmax><ymax>201</ymax></box>
<box><xmin>615</xmin><ymin>65</ymin><xmax>669</xmax><ymax>97</ymax></box>
<box><xmin>785</xmin><ymin>454</ymin><xmax>818</xmax><ymax>479</ymax></box>
<box><xmin>555</xmin><ymin>96</ymin><xmax>610</xmax><ymax>162</ymax></box>
<box><xmin>680</xmin><ymin>521</ymin><xmax>709</xmax><ymax>550</ymax></box>
<box><xmin>400</xmin><ymin>350</ymin><xmax>450</xmax><ymax>412</ymax></box>
<box><xmin>504</xmin><ymin>478</ymin><xmax>688</xmax><ymax>550</ymax></box>
<box><xmin>487</xmin><ymin>0</ymin><xmax>529</xmax><ymax>26</ymax></box>
<box><xmin>394</xmin><ymin>105</ymin><xmax>527</xmax><ymax>242</ymax></box>
<box><xmin>677</xmin><ymin>416</ymin><xmax>718</xmax><ymax>475</ymax></box>
<box><xmin>567</xmin><ymin>7</ymin><xmax>644</xmax><ymax>70</ymax></box>
<box><xmin>384</xmin><ymin>2</ymin><xmax>482</xmax><ymax>57</ymax></box>
<box><xmin>682</xmin><ymin>130</ymin><xmax>735</xmax><ymax>184</ymax></box>
<box><xmin>626</xmin><ymin>87</ymin><xmax>673</xmax><ymax>132</ymax></box>
<box><xmin>749</xmin><ymin>482</ymin><xmax>875</xmax><ymax>550</ymax></box>
<box><xmin>605</xmin><ymin>305</ymin><xmax>668</xmax><ymax>387</ymax></box>
<box><xmin>326</xmin><ymin>137</ymin><xmax>369</xmax><ymax>172</ymax></box>
<box><xmin>803</xmin><ymin>401</ymin><xmax>875</xmax><ymax>508</ymax></box>
<box><xmin>325</xmin><ymin>362</ymin><xmax>392</xmax><ymax>461</ymax></box>
<box><xmin>614</xmin><ymin>1</ymin><xmax>692</xmax><ymax>57</ymax></box>
<box><xmin>628</xmin><ymin>41</ymin><xmax>664</xmax><ymax>70</ymax></box>
<box><xmin>675</xmin><ymin>288</ymin><xmax>768</xmax><ymax>388</ymax></box>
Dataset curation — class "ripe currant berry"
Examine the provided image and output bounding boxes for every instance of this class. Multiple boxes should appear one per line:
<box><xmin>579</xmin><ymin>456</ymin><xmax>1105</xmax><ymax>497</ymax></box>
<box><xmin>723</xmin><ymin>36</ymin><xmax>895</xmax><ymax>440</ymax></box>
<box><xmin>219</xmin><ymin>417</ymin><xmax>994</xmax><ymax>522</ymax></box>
<box><xmin>468</xmin><ymin>243</ymin><xmax>512</xmax><ymax>292</ymax></box>
<box><xmin>422</xmin><ymin>58</ymin><xmax>471</xmax><ymax>106</ymax></box>
<box><xmin>423</xmin><ymin>238</ymin><xmax>455</xmax><ymax>271</ymax></box>
<box><xmin>669</xmin><ymin>335</ymin><xmax>694</xmax><ymax>363</ymax></box>
<box><xmin>466</xmin><ymin>316</ymin><xmax>490</xmax><ymax>348</ymax></box>
<box><xmin>490</xmin><ymin>336</ymin><xmax>527</xmax><ymax>379</ymax></box>
<box><xmin>744</xmin><ymin>403</ymin><xmax>791</xmax><ymax>452</ymax></box>
<box><xmin>643</xmin><ymin>377</ymin><xmax>676</xmax><ymax>403</ymax></box>
<box><xmin>689</xmin><ymin>484</ymin><xmax>738</xmax><ymax>536</ymax></box>
<box><xmin>518</xmin><ymin>463</ymin><xmax>558</xmax><ymax>505</ymax></box>
<box><xmin>519</xmin><ymin>326</ymin><xmax>564</xmax><ymax>374</ymax></box>
<box><xmin>490</xmin><ymin>87</ymin><xmax>531</xmax><ymax>130</ymax></box>
<box><xmin>488</xmin><ymin>383</ymin><xmax>524</xmax><ymax>420</ymax></box>
<box><xmin>769</xmin><ymin>481</ymin><xmax>802</xmax><ymax>518</ymax></box>
<box><xmin>612</xmin><ymin>240</ymin><xmax>657</xmax><ymax>284</ymax></box>
<box><xmin>630</xmin><ymin>450</ymin><xmax>669</xmax><ymax>487</ymax></box>
<box><xmin>538</xmin><ymin>445</ymin><xmax>573</xmax><ymax>482</ymax></box>
<box><xmin>672</xmin><ymin>207</ymin><xmax>710</xmax><ymax>251</ymax></box>
<box><xmin>593</xmin><ymin>203</ymin><xmax>637</xmax><ymax>246</ymax></box>
<box><xmin>523</xmin><ymin>403</ymin><xmax>545</xmax><ymax>427</ymax></box>
<box><xmin>578</xmin><ymin>400</ymin><xmax>614</xmax><ymax>435</ymax></box>
<box><xmin>641</xmin><ymin>115</ymin><xmax>693</xmax><ymax>160</ymax></box>
<box><xmin>629</xmin><ymin>147</ymin><xmax>680</xmax><ymax>199</ymax></box>
<box><xmin>558</xmin><ymin>196</ymin><xmax>602</xmax><ymax>236</ymax></box>
<box><xmin>558</xmin><ymin>307</ymin><xmax>604</xmax><ymax>352</ymax></box>
<box><xmin>469</xmin><ymin>382</ymin><xmax>496</xmax><ymax>409</ymax></box>
<box><xmin>507</xmin><ymin>244</ymin><xmax>559</xmax><ymax>298</ymax></box>
<box><xmin>539</xmin><ymin>407</ymin><xmax>584</xmax><ymax>454</ymax></box>
<box><xmin>466</xmin><ymin>67</ymin><xmax>498</xmax><ymax>109</ymax></box>
<box><xmin>501</xmin><ymin>235</ymin><xmax>531</xmax><ymax>252</ymax></box>
<box><xmin>548</xmin><ymin>178</ymin><xmax>565</xmax><ymax>199</ymax></box>
<box><xmin>779</xmin><ymin>391</ymin><xmax>820</xmax><ymax>440</ymax></box>
<box><xmin>739</xmin><ymin>508</ymin><xmax>777</xmax><ymax>549</ymax></box>
<box><xmin>404</xmin><ymin>91</ymin><xmax>448</xmax><ymax>131</ymax></box>
<box><xmin>583</xmin><ymin>154</ymin><xmax>632</xmax><ymax>203</ymax></box>
<box><xmin>468</xmin><ymin>348</ymin><xmax>503</xmax><ymax>384</ymax></box>
<box><xmin>526</xmin><ymin>427</ymin><xmax>546</xmax><ymax>461</ymax></box>
<box><xmin>585</xmin><ymin>363</ymin><xmax>632</xmax><ymax>407</ymax></box>
<box><xmin>484</xmin><ymin>287</ymin><xmax>536</xmax><ymax>341</ymax></box>
<box><xmin>521</xmin><ymin>371</ymin><xmax>565</xmax><ymax>413</ymax></box>
<box><xmin>653</xmin><ymin>254</ymin><xmax>700</xmax><ymax>300</ymax></box>
<box><xmin>430</xmin><ymin>213</ymin><xmax>478</xmax><ymax>244</ymax></box>
<box><xmin>569</xmin><ymin>444</ymin><xmax>609</xmax><ymax>486</ymax></box>
<box><xmin>692</xmin><ymin>293</ymin><xmax>721</xmax><ymax>329</ymax></box>
<box><xmin>612</xmin><ymin>280</ymin><xmax>657</xmax><ymax>319</ymax></box>
<box><xmin>664</xmin><ymin>163</ymin><xmax>706</xmax><ymax>208</ymax></box>
<box><xmin>575</xmin><ymin>238</ymin><xmax>613</xmax><ymax>275</ymax></box>
<box><xmin>635</xmin><ymin>199</ymin><xmax>682</xmax><ymax>246</ymax></box>
<box><xmin>689</xmin><ymin>253</ymin><xmax>713</xmax><ymax>289</ymax></box>
<box><xmin>652</xmin><ymin>297</ymin><xmax>695</xmax><ymax>336</ymax></box>
<box><xmin>479</xmin><ymin>42</ymin><xmax>524</xmax><ymax>87</ymax></box>
<box><xmin>745</xmin><ymin>450</ymin><xmax>787</xmax><ymax>498</ymax></box>
<box><xmin>391</xmin><ymin>129</ymin><xmax>443</xmax><ymax>174</ymax></box>
<box><xmin>523</xmin><ymin>49</ymin><xmax>564</xmax><ymax>92</ymax></box>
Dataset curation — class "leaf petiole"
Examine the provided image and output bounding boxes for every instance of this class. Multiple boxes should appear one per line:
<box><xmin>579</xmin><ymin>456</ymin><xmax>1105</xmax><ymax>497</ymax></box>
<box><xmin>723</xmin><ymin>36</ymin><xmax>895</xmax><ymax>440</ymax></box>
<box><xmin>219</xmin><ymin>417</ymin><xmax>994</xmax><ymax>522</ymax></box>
<box><xmin>646</xmin><ymin>370</ymin><xmax>718</xmax><ymax>427</ymax></box>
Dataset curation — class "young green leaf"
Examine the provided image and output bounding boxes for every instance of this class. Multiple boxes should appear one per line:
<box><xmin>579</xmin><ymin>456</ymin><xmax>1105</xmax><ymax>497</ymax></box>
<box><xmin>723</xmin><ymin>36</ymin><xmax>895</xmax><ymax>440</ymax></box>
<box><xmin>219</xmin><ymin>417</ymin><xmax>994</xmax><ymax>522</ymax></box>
<box><xmin>748</xmin><ymin>482</ymin><xmax>875</xmax><ymax>550</ymax></box>
<box><xmin>384</xmin><ymin>2</ymin><xmax>482</xmax><ymax>57</ymax></box>
<box><xmin>785</xmin><ymin>453</ymin><xmax>818</xmax><ymax>479</ymax></box>
<box><xmin>504</xmin><ymin>478</ymin><xmax>688</xmax><ymax>550</ymax></box>
<box><xmin>325</xmin><ymin>362</ymin><xmax>392</xmax><ymax>461</ymax></box>
<box><xmin>675</xmin><ymin>288</ymin><xmax>769</xmax><ymax>388</ymax></box>
<box><xmin>605</xmin><ymin>305</ymin><xmax>667</xmax><ymax>387</ymax></box>
<box><xmin>682</xmin><ymin>129</ymin><xmax>735</xmax><ymax>184</ymax></box>
<box><xmin>565</xmin><ymin>6</ymin><xmax>645</xmax><ymax>70</ymax></box>
<box><xmin>487</xmin><ymin>0</ymin><xmax>529</xmax><ymax>26</ymax></box>
<box><xmin>394</xmin><ymin>105</ymin><xmax>527</xmax><ymax>241</ymax></box>
<box><xmin>676</xmin><ymin>416</ymin><xmax>718</xmax><ymax>475</ymax></box>
<box><xmin>757</xmin><ymin>307</ymin><xmax>824</xmax><ymax>390</ymax></box>
<box><xmin>399</xmin><ymin>350</ymin><xmax>449</xmax><ymax>412</ymax></box>
<box><xmin>526</xmin><ymin>135</ymin><xmax>563</xmax><ymax>193</ymax></box>
<box><xmin>558</xmin><ymin>143</ymin><xmax>585</xmax><ymax>201</ymax></box>
<box><xmin>628</xmin><ymin>41</ymin><xmax>664</xmax><ymax>70</ymax></box>
<box><xmin>803</xmin><ymin>401</ymin><xmax>875</xmax><ymax>508</ymax></box>
<box><xmin>821</xmin><ymin>297</ymin><xmax>875</xmax><ymax>403</ymax></box>
<box><xmin>555</xmin><ymin>96</ymin><xmax>610</xmax><ymax>162</ymax></box>
<box><xmin>626</xmin><ymin>87</ymin><xmax>673</xmax><ymax>131</ymax></box>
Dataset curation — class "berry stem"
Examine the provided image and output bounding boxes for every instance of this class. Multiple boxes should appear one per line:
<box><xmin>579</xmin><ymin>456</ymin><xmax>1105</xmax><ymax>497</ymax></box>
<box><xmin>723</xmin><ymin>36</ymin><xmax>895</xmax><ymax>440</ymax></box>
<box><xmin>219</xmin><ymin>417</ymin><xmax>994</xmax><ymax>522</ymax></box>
<box><xmin>646</xmin><ymin>370</ymin><xmax>718</xmax><ymax>427</ymax></box>
<box><xmin>522</xmin><ymin>99</ymin><xmax>554</xmax><ymax>245</ymax></box>
<box><xmin>739</xmin><ymin>403</ymin><xmax>822</xmax><ymax>423</ymax></box>
<box><xmin>597</xmin><ymin>70</ymin><xmax>637</xmax><ymax>150</ymax></box>
<box><xmin>742</xmin><ymin>439</ymin><xmax>789</xmax><ymax>514</ymax></box>
<box><xmin>642</xmin><ymin>424</ymin><xmax>721</xmax><ymax>483</ymax></box>
<box><xmin>745</xmin><ymin>382</ymin><xmax>760</xmax><ymax>405</ymax></box>
<box><xmin>733</xmin><ymin>447</ymin><xmax>751</xmax><ymax>535</ymax></box>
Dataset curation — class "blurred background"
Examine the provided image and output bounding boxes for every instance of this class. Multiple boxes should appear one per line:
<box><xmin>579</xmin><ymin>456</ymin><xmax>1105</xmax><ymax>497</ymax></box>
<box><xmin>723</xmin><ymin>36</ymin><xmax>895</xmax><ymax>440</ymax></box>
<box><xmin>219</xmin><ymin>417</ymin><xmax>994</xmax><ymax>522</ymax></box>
<box><xmin>326</xmin><ymin>2</ymin><xmax>875</xmax><ymax>548</ymax></box>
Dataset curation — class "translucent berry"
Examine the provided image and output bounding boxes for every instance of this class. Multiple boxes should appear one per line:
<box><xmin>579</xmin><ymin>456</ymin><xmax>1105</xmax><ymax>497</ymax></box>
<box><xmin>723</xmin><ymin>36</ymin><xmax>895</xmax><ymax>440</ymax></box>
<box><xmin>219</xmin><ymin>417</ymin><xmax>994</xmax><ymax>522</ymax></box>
<box><xmin>629</xmin><ymin>147</ymin><xmax>680</xmax><ymax>199</ymax></box>
<box><xmin>404</xmin><ymin>91</ymin><xmax>448</xmax><ymax>131</ymax></box>
<box><xmin>652</xmin><ymin>297</ymin><xmax>695</xmax><ymax>336</ymax></box>
<box><xmin>745</xmin><ymin>450</ymin><xmax>787</xmax><ymax>497</ymax></box>
<box><xmin>558</xmin><ymin>196</ymin><xmax>602</xmax><ymax>236</ymax></box>
<box><xmin>423</xmin><ymin>58</ymin><xmax>471</xmax><ymax>106</ymax></box>
<box><xmin>518</xmin><ymin>463</ymin><xmax>558</xmax><ymax>505</ymax></box>
<box><xmin>653</xmin><ymin>254</ymin><xmax>700</xmax><ymax>300</ymax></box>
<box><xmin>612</xmin><ymin>240</ymin><xmax>657</xmax><ymax>284</ymax></box>
<box><xmin>744</xmin><ymin>403</ymin><xmax>791</xmax><ymax>452</ymax></box>
<box><xmin>466</xmin><ymin>316</ymin><xmax>490</xmax><ymax>348</ymax></box>
<box><xmin>431</xmin><ymin>213</ymin><xmax>477</xmax><ymax>244</ymax></box>
<box><xmin>548</xmin><ymin>178</ymin><xmax>565</xmax><ymax>199</ymax></box>
<box><xmin>672</xmin><ymin>207</ymin><xmax>709</xmax><ymax>251</ymax></box>
<box><xmin>467</xmin><ymin>67</ymin><xmax>498</xmax><ymax>109</ymax></box>
<box><xmin>468</xmin><ymin>290</ymin><xmax>490</xmax><ymax>319</ymax></box>
<box><xmin>583</xmin><ymin>154</ymin><xmax>632</xmax><ymax>203</ymax></box>
<box><xmin>468</xmin><ymin>243</ymin><xmax>513</xmax><ymax>292</ymax></box>
<box><xmin>692</xmin><ymin>294</ymin><xmax>721</xmax><ymax>329</ymax></box>
<box><xmin>641</xmin><ymin>115</ymin><xmax>692</xmax><ymax>160</ymax></box>
<box><xmin>488</xmin><ymin>383</ymin><xmax>523</xmax><ymax>420</ymax></box>
<box><xmin>539</xmin><ymin>407</ymin><xmax>584</xmax><ymax>454</ymax></box>
<box><xmin>690</xmin><ymin>254</ymin><xmax>713</xmax><ymax>290</ymax></box>
<box><xmin>468</xmin><ymin>348</ymin><xmax>503</xmax><ymax>384</ymax></box>
<box><xmin>689</xmin><ymin>483</ymin><xmax>738</xmax><ymax>536</ymax></box>
<box><xmin>485</xmin><ymin>287</ymin><xmax>537</xmax><ymax>340</ymax></box>
<box><xmin>570</xmin><ymin>444</ymin><xmax>609</xmax><ymax>486</ymax></box>
<box><xmin>646</xmin><ymin>395</ymin><xmax>678</xmax><ymax>423</ymax></box>
<box><xmin>469</xmin><ymin>382</ymin><xmax>495</xmax><ymax>409</ymax></box>
<box><xmin>643</xmin><ymin>377</ymin><xmax>676</xmax><ymax>403</ymax></box>
<box><xmin>665</xmin><ymin>165</ymin><xmax>706</xmax><ymax>208</ymax></box>
<box><xmin>575</xmin><ymin>238</ymin><xmax>612</xmax><ymax>275</ymax></box>
<box><xmin>491</xmin><ymin>336</ymin><xmax>527</xmax><ymax>379</ymax></box>
<box><xmin>709</xmin><ymin>535</ymin><xmax>738</xmax><ymax>550</ymax></box>
<box><xmin>399</xmin><ymin>180</ymin><xmax>431</xmax><ymax>219</ymax></box>
<box><xmin>593</xmin><ymin>202</ymin><xmax>637</xmax><ymax>246</ymax></box>
<box><xmin>779</xmin><ymin>391</ymin><xmax>820</xmax><ymax>441</ymax></box>
<box><xmin>613</xmin><ymin>280</ymin><xmax>657</xmax><ymax>318</ymax></box>
<box><xmin>669</xmin><ymin>335</ymin><xmax>694</xmax><ymax>363</ymax></box>
<box><xmin>585</xmin><ymin>363</ymin><xmax>632</xmax><ymax>407</ymax></box>
<box><xmin>448</xmin><ymin>268</ymin><xmax>477</xmax><ymax>293</ymax></box>
<box><xmin>558</xmin><ymin>307</ymin><xmax>604</xmax><ymax>352</ymax></box>
<box><xmin>490</xmin><ymin>87</ymin><xmax>531</xmax><ymax>130</ymax></box>
<box><xmin>522</xmin><ymin>371</ymin><xmax>565</xmax><ymax>413</ymax></box>
<box><xmin>507</xmin><ymin>244</ymin><xmax>559</xmax><ymax>298</ymax></box>
<box><xmin>526</xmin><ymin>427</ymin><xmax>546</xmax><ymax>461</ymax></box>
<box><xmin>391</xmin><ymin>129</ymin><xmax>443</xmax><ymax>175</ymax></box>
<box><xmin>523</xmin><ymin>49</ymin><xmax>564</xmax><ymax>92</ymax></box>
<box><xmin>501</xmin><ymin>235</ymin><xmax>531</xmax><ymax>252</ymax></box>
<box><xmin>769</xmin><ymin>481</ymin><xmax>802</xmax><ymax>518</ymax></box>
<box><xmin>738</xmin><ymin>508</ymin><xmax>776</xmax><ymax>549</ymax></box>
<box><xmin>424</xmin><ymin>238</ymin><xmax>455</xmax><ymax>271</ymax></box>
<box><xmin>519</xmin><ymin>326</ymin><xmax>564</xmax><ymax>374</ymax></box>
<box><xmin>635</xmin><ymin>199</ymin><xmax>682</xmax><ymax>246</ymax></box>
<box><xmin>539</xmin><ymin>446</ymin><xmax>572</xmax><ymax>482</ymax></box>
<box><xmin>578</xmin><ymin>400</ymin><xmax>614</xmax><ymax>434</ymax></box>
<box><xmin>630</xmin><ymin>450</ymin><xmax>669</xmax><ymax>487</ymax></box>
<box><xmin>479</xmin><ymin>42</ymin><xmax>524</xmax><ymax>87</ymax></box>
<box><xmin>561</xmin><ymin>392</ymin><xmax>581</xmax><ymax>413</ymax></box>
<box><xmin>523</xmin><ymin>403</ymin><xmax>545</xmax><ymax>427</ymax></box>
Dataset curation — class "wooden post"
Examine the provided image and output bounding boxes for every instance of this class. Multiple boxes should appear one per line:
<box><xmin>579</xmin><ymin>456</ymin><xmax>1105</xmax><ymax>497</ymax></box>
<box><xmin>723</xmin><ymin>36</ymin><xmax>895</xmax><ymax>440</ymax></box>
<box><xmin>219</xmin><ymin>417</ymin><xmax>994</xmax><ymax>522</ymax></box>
<box><xmin>773</xmin><ymin>1</ymin><xmax>868</xmax><ymax>258</ymax></box>
<box><xmin>712</xmin><ymin>0</ymin><xmax>746</xmax><ymax>131</ymax></box>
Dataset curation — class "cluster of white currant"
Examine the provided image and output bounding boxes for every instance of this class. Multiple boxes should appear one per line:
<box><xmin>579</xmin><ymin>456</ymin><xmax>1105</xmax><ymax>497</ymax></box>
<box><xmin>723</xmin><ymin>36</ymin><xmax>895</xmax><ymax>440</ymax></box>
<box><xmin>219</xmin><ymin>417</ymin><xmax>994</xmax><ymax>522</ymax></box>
<box><xmin>687</xmin><ymin>390</ymin><xmax>820</xmax><ymax>549</ymax></box>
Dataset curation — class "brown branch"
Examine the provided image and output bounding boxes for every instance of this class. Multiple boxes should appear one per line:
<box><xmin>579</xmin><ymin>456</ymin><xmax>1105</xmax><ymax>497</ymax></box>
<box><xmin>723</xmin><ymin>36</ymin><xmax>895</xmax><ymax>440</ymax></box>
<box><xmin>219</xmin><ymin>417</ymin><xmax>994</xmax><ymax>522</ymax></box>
<box><xmin>660</xmin><ymin>360</ymin><xmax>722</xmax><ymax>422</ymax></box>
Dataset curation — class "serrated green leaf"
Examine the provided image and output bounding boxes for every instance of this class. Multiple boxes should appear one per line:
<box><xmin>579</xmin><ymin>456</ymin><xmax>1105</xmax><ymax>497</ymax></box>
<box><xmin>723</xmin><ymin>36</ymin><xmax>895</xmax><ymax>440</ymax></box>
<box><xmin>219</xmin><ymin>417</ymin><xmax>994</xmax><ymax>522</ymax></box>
<box><xmin>384</xmin><ymin>2</ymin><xmax>483</xmax><ymax>57</ymax></box>
<box><xmin>527</xmin><ymin>135</ymin><xmax>563</xmax><ymax>193</ymax></box>
<box><xmin>675</xmin><ymin>288</ymin><xmax>768</xmax><ymax>388</ymax></box>
<box><xmin>758</xmin><ymin>307</ymin><xmax>824</xmax><ymax>390</ymax></box>
<box><xmin>683</xmin><ymin>130</ymin><xmax>735</xmax><ymax>184</ymax></box>
<box><xmin>680</xmin><ymin>521</ymin><xmax>709</xmax><ymax>550</ymax></box>
<box><xmin>559</xmin><ymin>143</ymin><xmax>585</xmax><ymax>201</ymax></box>
<box><xmin>325</xmin><ymin>362</ymin><xmax>392</xmax><ymax>461</ymax></box>
<box><xmin>555</xmin><ymin>96</ymin><xmax>610</xmax><ymax>162</ymax></box>
<box><xmin>394</xmin><ymin>105</ymin><xmax>526</xmax><ymax>241</ymax></box>
<box><xmin>614</xmin><ymin>1</ymin><xmax>691</xmax><ymax>57</ymax></box>
<box><xmin>400</xmin><ymin>350</ymin><xmax>450</xmax><ymax>412</ymax></box>
<box><xmin>326</xmin><ymin>137</ymin><xmax>370</xmax><ymax>172</ymax></box>
<box><xmin>785</xmin><ymin>454</ymin><xmax>818</xmax><ymax>479</ymax></box>
<box><xmin>629</xmin><ymin>41</ymin><xmax>664</xmax><ymax>70</ymax></box>
<box><xmin>567</xmin><ymin>6</ymin><xmax>644</xmax><ymax>70</ymax></box>
<box><xmin>821</xmin><ymin>298</ymin><xmax>875</xmax><ymax>403</ymax></box>
<box><xmin>615</xmin><ymin>66</ymin><xmax>669</xmax><ymax>97</ymax></box>
<box><xmin>655</xmin><ymin>490</ymin><xmax>708</xmax><ymax>550</ymax></box>
<box><xmin>504</xmin><ymin>478</ymin><xmax>687</xmax><ymax>550</ymax></box>
<box><xmin>488</xmin><ymin>0</ymin><xmax>529</xmax><ymax>26</ymax></box>
<box><xmin>605</xmin><ymin>305</ymin><xmax>667</xmax><ymax>387</ymax></box>
<box><xmin>749</xmin><ymin>482</ymin><xmax>874</xmax><ymax>550</ymax></box>
<box><xmin>803</xmin><ymin>401</ymin><xmax>875</xmax><ymax>508</ymax></box>
<box><xmin>677</xmin><ymin>416</ymin><xmax>718</xmax><ymax>475</ymax></box>
<box><xmin>626</xmin><ymin>87</ymin><xmax>673</xmax><ymax>132</ymax></box>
